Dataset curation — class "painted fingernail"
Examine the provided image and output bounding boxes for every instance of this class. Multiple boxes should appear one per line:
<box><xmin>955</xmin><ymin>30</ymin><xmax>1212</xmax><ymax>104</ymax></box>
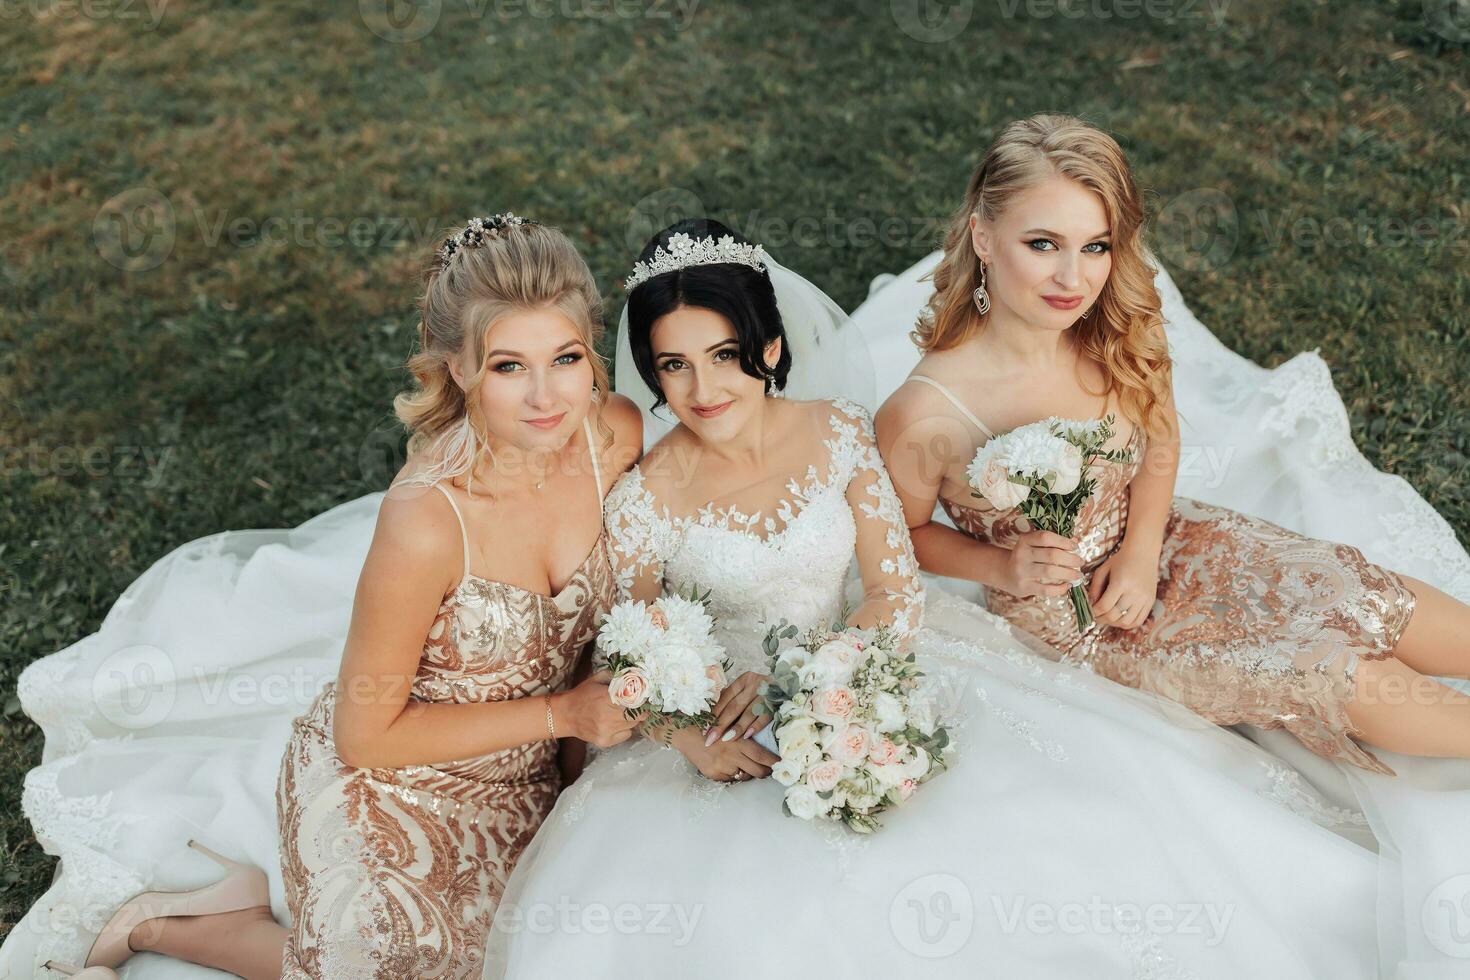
<box><xmin>704</xmin><ymin>729</ymin><xmax>718</xmax><ymax>747</ymax></box>
<box><xmin>721</xmin><ymin>729</ymin><xmax>738</xmax><ymax>742</ymax></box>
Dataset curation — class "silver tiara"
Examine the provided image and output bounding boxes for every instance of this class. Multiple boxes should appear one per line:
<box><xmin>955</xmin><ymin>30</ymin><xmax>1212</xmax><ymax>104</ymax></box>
<box><xmin>625</xmin><ymin>232</ymin><xmax>768</xmax><ymax>292</ymax></box>
<box><xmin>437</xmin><ymin>212</ymin><xmax>538</xmax><ymax>269</ymax></box>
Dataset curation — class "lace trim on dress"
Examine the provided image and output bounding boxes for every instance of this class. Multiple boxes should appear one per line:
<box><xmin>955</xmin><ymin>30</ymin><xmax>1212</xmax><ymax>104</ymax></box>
<box><xmin>603</xmin><ymin>398</ymin><xmax>925</xmax><ymax>639</ymax></box>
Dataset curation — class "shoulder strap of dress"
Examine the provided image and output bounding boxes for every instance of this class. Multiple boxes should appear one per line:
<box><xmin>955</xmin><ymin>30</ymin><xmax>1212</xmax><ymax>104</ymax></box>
<box><xmin>908</xmin><ymin>375</ymin><xmax>996</xmax><ymax>439</ymax></box>
<box><xmin>583</xmin><ymin>415</ymin><xmax>604</xmax><ymax>501</ymax></box>
<box><xmin>432</xmin><ymin>482</ymin><xmax>473</xmax><ymax>579</ymax></box>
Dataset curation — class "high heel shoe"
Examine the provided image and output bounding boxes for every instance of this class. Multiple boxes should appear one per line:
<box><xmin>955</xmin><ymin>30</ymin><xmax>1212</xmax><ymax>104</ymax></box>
<box><xmin>42</xmin><ymin>962</ymin><xmax>119</xmax><ymax>978</ymax></box>
<box><xmin>83</xmin><ymin>838</ymin><xmax>271</xmax><ymax>970</ymax></box>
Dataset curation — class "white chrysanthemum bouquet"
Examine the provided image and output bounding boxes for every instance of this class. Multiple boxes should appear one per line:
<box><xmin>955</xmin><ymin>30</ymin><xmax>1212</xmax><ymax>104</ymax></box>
<box><xmin>595</xmin><ymin>585</ymin><xmax>730</xmax><ymax>739</ymax></box>
<box><xmin>966</xmin><ymin>414</ymin><xmax>1134</xmax><ymax>632</ymax></box>
<box><xmin>753</xmin><ymin>622</ymin><xmax>951</xmax><ymax>834</ymax></box>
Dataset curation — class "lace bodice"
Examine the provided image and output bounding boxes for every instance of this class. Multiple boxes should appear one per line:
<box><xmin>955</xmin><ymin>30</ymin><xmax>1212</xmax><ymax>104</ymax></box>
<box><xmin>603</xmin><ymin>397</ymin><xmax>925</xmax><ymax>672</ymax></box>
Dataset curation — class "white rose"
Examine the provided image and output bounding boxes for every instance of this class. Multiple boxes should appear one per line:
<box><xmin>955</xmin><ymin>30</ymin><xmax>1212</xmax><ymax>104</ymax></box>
<box><xmin>771</xmin><ymin>757</ymin><xmax>802</xmax><ymax>786</ymax></box>
<box><xmin>968</xmin><ymin>448</ymin><xmax>1029</xmax><ymax>510</ymax></box>
<box><xmin>777</xmin><ymin>716</ymin><xmax>820</xmax><ymax>756</ymax></box>
<box><xmin>1049</xmin><ymin>440</ymin><xmax>1082</xmax><ymax>495</ymax></box>
<box><xmin>906</xmin><ymin>694</ymin><xmax>937</xmax><ymax>737</ymax></box>
<box><xmin>818</xmin><ymin>635</ymin><xmax>865</xmax><ymax>661</ymax></box>
<box><xmin>901</xmin><ymin>746</ymin><xmax>932</xmax><ymax>781</ymax></box>
<box><xmin>793</xmin><ymin>742</ymin><xmax>824</xmax><ymax>771</ymax></box>
<box><xmin>872</xmin><ymin>692</ymin><xmax>907</xmax><ymax>733</ymax></box>
<box><xmin>798</xmin><ymin>652</ymin><xmax>847</xmax><ymax>689</ymax></box>
<box><xmin>870</xmin><ymin>753</ymin><xmax>911</xmax><ymax>789</ymax></box>
<box><xmin>776</xmin><ymin>646</ymin><xmax>811</xmax><ymax>673</ymax></box>
<box><xmin>785</xmin><ymin>784</ymin><xmax>823</xmax><ymax>820</ymax></box>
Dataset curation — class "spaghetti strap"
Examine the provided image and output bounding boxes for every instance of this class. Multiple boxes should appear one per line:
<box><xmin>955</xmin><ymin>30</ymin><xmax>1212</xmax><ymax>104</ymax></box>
<box><xmin>908</xmin><ymin>375</ymin><xmax>996</xmax><ymax>439</ymax></box>
<box><xmin>583</xmin><ymin>415</ymin><xmax>604</xmax><ymax>501</ymax></box>
<box><xmin>432</xmin><ymin>482</ymin><xmax>473</xmax><ymax>580</ymax></box>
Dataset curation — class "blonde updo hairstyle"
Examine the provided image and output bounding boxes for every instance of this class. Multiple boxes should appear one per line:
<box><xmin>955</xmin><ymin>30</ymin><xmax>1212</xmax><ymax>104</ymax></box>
<box><xmin>914</xmin><ymin>113</ymin><xmax>1175</xmax><ymax>439</ymax></box>
<box><xmin>394</xmin><ymin>218</ymin><xmax>611</xmax><ymax>491</ymax></box>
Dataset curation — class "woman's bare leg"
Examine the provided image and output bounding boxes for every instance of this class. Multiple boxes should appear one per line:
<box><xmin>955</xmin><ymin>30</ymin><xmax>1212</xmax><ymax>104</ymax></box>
<box><xmin>1392</xmin><ymin>574</ymin><xmax>1470</xmax><ymax>679</ymax></box>
<box><xmin>1347</xmin><ymin>655</ymin><xmax>1470</xmax><ymax>759</ymax></box>
<box><xmin>129</xmin><ymin>905</ymin><xmax>285</xmax><ymax>980</ymax></box>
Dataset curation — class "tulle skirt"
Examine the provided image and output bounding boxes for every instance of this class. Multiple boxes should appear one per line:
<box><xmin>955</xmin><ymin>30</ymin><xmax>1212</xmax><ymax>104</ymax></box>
<box><xmin>481</xmin><ymin>588</ymin><xmax>1383</xmax><ymax>978</ymax></box>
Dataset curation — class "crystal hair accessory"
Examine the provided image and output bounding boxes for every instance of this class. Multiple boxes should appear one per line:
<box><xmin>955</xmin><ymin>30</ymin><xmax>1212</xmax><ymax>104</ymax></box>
<box><xmin>436</xmin><ymin>213</ymin><xmax>539</xmax><ymax>269</ymax></box>
<box><xmin>624</xmin><ymin>232</ymin><xmax>769</xmax><ymax>292</ymax></box>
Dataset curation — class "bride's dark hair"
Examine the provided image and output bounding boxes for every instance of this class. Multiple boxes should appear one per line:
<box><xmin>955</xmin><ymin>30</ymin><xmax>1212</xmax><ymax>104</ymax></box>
<box><xmin>624</xmin><ymin>218</ymin><xmax>792</xmax><ymax>412</ymax></box>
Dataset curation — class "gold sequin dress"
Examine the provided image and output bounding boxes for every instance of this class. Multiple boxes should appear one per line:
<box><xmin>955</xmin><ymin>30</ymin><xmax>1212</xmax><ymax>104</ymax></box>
<box><xmin>911</xmin><ymin>374</ymin><xmax>1418</xmax><ymax>776</ymax></box>
<box><xmin>275</xmin><ymin>419</ymin><xmax>617</xmax><ymax>978</ymax></box>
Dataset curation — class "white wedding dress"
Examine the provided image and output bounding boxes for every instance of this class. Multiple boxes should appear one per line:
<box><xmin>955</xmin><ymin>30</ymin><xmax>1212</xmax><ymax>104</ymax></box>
<box><xmin>2</xmin><ymin>254</ymin><xmax>1467</xmax><ymax>979</ymax></box>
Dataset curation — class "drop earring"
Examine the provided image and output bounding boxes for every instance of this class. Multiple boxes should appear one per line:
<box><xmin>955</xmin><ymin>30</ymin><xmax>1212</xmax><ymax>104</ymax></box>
<box><xmin>972</xmin><ymin>263</ymin><xmax>991</xmax><ymax>317</ymax></box>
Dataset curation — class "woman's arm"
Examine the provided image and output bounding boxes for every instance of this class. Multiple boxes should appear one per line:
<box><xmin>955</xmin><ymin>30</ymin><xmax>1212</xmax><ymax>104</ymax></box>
<box><xmin>1088</xmin><ymin>381</ymin><xmax>1180</xmax><ymax>629</ymax></box>
<box><xmin>843</xmin><ymin>402</ymin><xmax>926</xmax><ymax>636</ymax></box>
<box><xmin>875</xmin><ymin>387</ymin><xmax>1081</xmax><ymax>599</ymax></box>
<box><xmin>1119</xmin><ymin>383</ymin><xmax>1180</xmax><ymax>556</ymax></box>
<box><xmin>331</xmin><ymin>488</ymin><xmax>635</xmax><ymax>769</ymax></box>
<box><xmin>559</xmin><ymin>393</ymin><xmax>647</xmax><ymax>786</ymax></box>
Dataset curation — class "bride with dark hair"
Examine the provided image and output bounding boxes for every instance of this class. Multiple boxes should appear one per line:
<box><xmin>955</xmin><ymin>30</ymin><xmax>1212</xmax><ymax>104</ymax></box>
<box><xmin>479</xmin><ymin>218</ymin><xmax>1388</xmax><ymax>979</ymax></box>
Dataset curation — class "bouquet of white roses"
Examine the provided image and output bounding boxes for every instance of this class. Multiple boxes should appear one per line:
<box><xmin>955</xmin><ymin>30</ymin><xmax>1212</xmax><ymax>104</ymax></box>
<box><xmin>753</xmin><ymin>621</ymin><xmax>950</xmax><ymax>834</ymax></box>
<box><xmin>595</xmin><ymin>584</ymin><xmax>730</xmax><ymax>740</ymax></box>
<box><xmin>966</xmin><ymin>413</ymin><xmax>1134</xmax><ymax>632</ymax></box>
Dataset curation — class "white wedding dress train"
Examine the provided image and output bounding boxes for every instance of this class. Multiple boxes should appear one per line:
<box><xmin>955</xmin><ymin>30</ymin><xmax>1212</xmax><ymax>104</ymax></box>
<box><xmin>1</xmin><ymin>255</ymin><xmax>1466</xmax><ymax>978</ymax></box>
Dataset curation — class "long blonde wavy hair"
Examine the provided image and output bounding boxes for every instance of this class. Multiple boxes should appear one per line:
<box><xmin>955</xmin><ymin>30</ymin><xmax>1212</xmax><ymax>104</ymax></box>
<box><xmin>913</xmin><ymin>113</ymin><xmax>1175</xmax><ymax>439</ymax></box>
<box><xmin>393</xmin><ymin>220</ymin><xmax>611</xmax><ymax>491</ymax></box>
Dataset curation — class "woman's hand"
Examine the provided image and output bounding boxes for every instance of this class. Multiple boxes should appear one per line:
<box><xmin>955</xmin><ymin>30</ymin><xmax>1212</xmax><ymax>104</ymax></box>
<box><xmin>999</xmin><ymin>530</ymin><xmax>1084</xmax><ymax>598</ymax></box>
<box><xmin>672</xmin><ymin>725</ymin><xmax>780</xmax><ymax>782</ymax></box>
<box><xmin>703</xmin><ymin>671</ymin><xmax>772</xmax><ymax>746</ymax></box>
<box><xmin>551</xmin><ymin>671</ymin><xmax>643</xmax><ymax>748</ymax></box>
<box><xmin>1087</xmin><ymin>540</ymin><xmax>1161</xmax><ymax>630</ymax></box>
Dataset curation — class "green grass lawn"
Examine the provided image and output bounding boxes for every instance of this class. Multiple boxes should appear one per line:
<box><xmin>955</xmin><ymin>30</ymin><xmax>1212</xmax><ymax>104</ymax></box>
<box><xmin>2</xmin><ymin>0</ymin><xmax>1466</xmax><ymax>933</ymax></box>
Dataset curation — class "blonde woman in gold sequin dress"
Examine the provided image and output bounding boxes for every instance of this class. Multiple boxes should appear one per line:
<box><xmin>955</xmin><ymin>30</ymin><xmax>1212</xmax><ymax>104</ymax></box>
<box><xmin>3</xmin><ymin>216</ymin><xmax>644</xmax><ymax>980</ymax></box>
<box><xmin>859</xmin><ymin>116</ymin><xmax>1470</xmax><ymax>973</ymax></box>
<box><xmin>876</xmin><ymin>115</ymin><xmax>1470</xmax><ymax>776</ymax></box>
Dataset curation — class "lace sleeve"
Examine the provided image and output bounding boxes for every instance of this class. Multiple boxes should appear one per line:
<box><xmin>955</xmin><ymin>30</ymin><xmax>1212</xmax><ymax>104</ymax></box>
<box><xmin>602</xmin><ymin>466</ymin><xmax>669</xmax><ymax>604</ymax></box>
<box><xmin>830</xmin><ymin>398</ymin><xmax>926</xmax><ymax>640</ymax></box>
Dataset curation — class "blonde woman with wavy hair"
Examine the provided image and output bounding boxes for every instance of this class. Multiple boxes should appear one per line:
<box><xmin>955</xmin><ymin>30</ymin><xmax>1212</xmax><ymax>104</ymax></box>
<box><xmin>48</xmin><ymin>214</ymin><xmax>646</xmax><ymax>980</ymax></box>
<box><xmin>877</xmin><ymin>113</ymin><xmax>1470</xmax><ymax>772</ymax></box>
